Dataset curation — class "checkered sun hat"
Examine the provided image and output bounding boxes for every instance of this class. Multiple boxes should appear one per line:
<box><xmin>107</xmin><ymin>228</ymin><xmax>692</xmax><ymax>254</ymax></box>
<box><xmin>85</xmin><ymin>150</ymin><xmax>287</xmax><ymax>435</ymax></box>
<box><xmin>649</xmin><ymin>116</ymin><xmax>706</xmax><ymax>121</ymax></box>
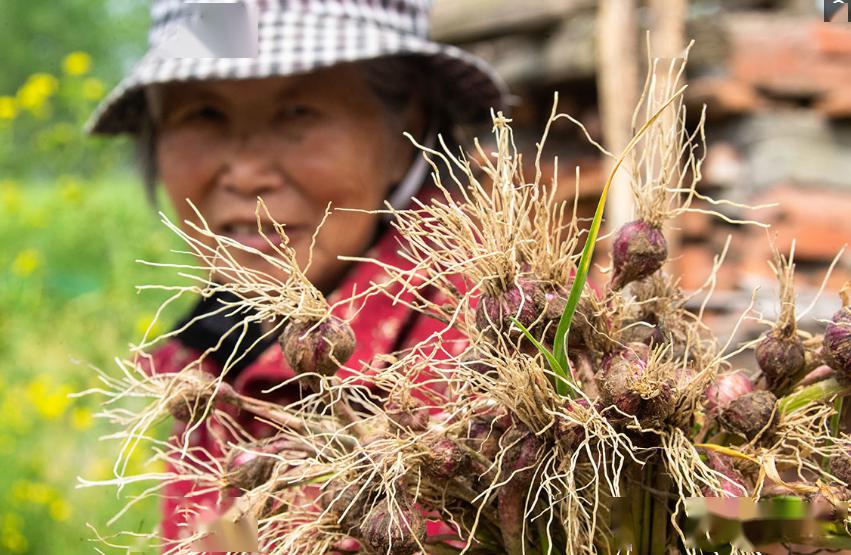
<box><xmin>85</xmin><ymin>0</ymin><xmax>509</xmax><ymax>135</ymax></box>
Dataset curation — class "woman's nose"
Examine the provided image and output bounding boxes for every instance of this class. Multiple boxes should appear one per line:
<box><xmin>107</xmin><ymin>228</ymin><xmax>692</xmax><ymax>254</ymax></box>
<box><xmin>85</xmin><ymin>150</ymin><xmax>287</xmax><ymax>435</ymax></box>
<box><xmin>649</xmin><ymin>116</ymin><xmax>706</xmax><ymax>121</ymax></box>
<box><xmin>219</xmin><ymin>134</ymin><xmax>285</xmax><ymax>196</ymax></box>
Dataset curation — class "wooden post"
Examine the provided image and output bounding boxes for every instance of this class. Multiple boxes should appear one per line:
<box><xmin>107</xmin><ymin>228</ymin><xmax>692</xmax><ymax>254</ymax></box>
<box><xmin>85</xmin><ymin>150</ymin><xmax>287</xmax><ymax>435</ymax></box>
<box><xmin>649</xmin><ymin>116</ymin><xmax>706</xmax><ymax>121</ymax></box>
<box><xmin>646</xmin><ymin>0</ymin><xmax>687</xmax><ymax>276</ymax></box>
<box><xmin>596</xmin><ymin>0</ymin><xmax>639</xmax><ymax>236</ymax></box>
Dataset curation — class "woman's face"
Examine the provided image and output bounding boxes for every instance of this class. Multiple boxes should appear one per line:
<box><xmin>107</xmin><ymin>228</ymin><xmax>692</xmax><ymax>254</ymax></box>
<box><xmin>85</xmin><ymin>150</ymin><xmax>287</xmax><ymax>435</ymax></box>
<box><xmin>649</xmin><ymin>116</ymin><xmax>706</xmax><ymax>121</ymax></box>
<box><xmin>155</xmin><ymin>64</ymin><xmax>422</xmax><ymax>292</ymax></box>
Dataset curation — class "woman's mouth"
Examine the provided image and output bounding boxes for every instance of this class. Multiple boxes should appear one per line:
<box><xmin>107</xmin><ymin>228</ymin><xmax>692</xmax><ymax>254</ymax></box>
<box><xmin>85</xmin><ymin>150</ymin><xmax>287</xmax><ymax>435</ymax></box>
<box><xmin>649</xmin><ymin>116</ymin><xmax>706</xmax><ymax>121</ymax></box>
<box><xmin>220</xmin><ymin>222</ymin><xmax>304</xmax><ymax>252</ymax></box>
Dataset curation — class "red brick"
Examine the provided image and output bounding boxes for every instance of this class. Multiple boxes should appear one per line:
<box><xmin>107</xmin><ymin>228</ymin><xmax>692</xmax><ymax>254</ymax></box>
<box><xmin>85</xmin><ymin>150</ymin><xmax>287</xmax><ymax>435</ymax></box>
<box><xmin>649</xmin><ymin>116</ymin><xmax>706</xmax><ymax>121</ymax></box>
<box><xmin>739</xmin><ymin>237</ymin><xmax>775</xmax><ymax>281</ymax></box>
<box><xmin>726</xmin><ymin>15</ymin><xmax>851</xmax><ymax>102</ymax></box>
<box><xmin>678</xmin><ymin>243</ymin><xmax>715</xmax><ymax>291</ymax></box>
<box><xmin>531</xmin><ymin>157</ymin><xmax>606</xmax><ymax>204</ymax></box>
<box><xmin>815</xmin><ymin>89</ymin><xmax>851</xmax><ymax>119</ymax></box>
<box><xmin>686</xmin><ymin>77</ymin><xmax>764</xmax><ymax>119</ymax></box>
<box><xmin>677</xmin><ymin>210</ymin><xmax>712</xmax><ymax>238</ymax></box>
<box><xmin>749</xmin><ymin>185</ymin><xmax>851</xmax><ymax>262</ymax></box>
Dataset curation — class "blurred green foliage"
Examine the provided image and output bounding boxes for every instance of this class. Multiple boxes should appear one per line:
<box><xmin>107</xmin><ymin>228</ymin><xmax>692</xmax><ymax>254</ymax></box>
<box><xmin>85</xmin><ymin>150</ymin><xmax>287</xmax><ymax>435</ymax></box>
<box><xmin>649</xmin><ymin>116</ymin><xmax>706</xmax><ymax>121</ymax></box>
<box><xmin>0</xmin><ymin>175</ymin><xmax>193</xmax><ymax>554</ymax></box>
<box><xmin>0</xmin><ymin>3</ymin><xmax>189</xmax><ymax>553</ymax></box>
<box><xmin>0</xmin><ymin>1</ymin><xmax>149</xmax><ymax>181</ymax></box>
<box><xmin>0</xmin><ymin>1</ymin><xmax>148</xmax><ymax>96</ymax></box>
<box><xmin>0</xmin><ymin>55</ymin><xmax>131</xmax><ymax>181</ymax></box>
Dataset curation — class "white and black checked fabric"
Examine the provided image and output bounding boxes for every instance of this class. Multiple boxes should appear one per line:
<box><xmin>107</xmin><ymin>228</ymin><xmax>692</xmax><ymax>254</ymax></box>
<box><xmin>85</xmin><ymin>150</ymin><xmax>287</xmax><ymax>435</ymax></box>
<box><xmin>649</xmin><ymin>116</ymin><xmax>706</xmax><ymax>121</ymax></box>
<box><xmin>86</xmin><ymin>0</ymin><xmax>508</xmax><ymax>135</ymax></box>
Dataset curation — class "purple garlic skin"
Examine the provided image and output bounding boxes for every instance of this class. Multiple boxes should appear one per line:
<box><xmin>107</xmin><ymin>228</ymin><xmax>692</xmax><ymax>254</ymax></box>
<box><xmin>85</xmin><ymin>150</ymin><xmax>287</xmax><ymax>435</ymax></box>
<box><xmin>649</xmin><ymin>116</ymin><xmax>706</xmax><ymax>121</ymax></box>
<box><xmin>555</xmin><ymin>398</ymin><xmax>591</xmax><ymax>450</ymax></box>
<box><xmin>830</xmin><ymin>448</ymin><xmax>851</xmax><ymax>485</ymax></box>
<box><xmin>224</xmin><ymin>438</ymin><xmax>289</xmax><ymax>490</ymax></box>
<box><xmin>799</xmin><ymin>364</ymin><xmax>835</xmax><ymax>388</ymax></box>
<box><xmin>674</xmin><ymin>366</ymin><xmax>696</xmax><ymax>392</ymax></box>
<box><xmin>719</xmin><ymin>390</ymin><xmax>778</xmax><ymax>441</ymax></box>
<box><xmin>423</xmin><ymin>437</ymin><xmax>471</xmax><ymax>479</ymax></box>
<box><xmin>701</xmin><ymin>450</ymin><xmax>746</xmax><ymax>497</ymax></box>
<box><xmin>825</xmin><ymin>307</ymin><xmax>851</xmax><ymax>380</ymax></box>
<box><xmin>360</xmin><ymin>495</ymin><xmax>425</xmax><ymax>555</ymax></box>
<box><xmin>385</xmin><ymin>399</ymin><xmax>430</xmax><ymax>433</ymax></box>
<box><xmin>498</xmin><ymin>427</ymin><xmax>544</xmax><ymax>555</ymax></box>
<box><xmin>459</xmin><ymin>349</ymin><xmax>496</xmax><ymax>375</ymax></box>
<box><xmin>225</xmin><ymin>452</ymin><xmax>276</xmax><ymax>491</ymax></box>
<box><xmin>466</xmin><ymin>417</ymin><xmax>504</xmax><ymax>460</ymax></box>
<box><xmin>540</xmin><ymin>285</ymin><xmax>590</xmax><ymax>347</ymax></box>
<box><xmin>597</xmin><ymin>343</ymin><xmax>650</xmax><ymax>416</ymax></box>
<box><xmin>166</xmin><ymin>390</ymin><xmax>212</xmax><ymax>424</ymax></box>
<box><xmin>621</xmin><ymin>313</ymin><xmax>666</xmax><ymax>348</ymax></box>
<box><xmin>280</xmin><ymin>316</ymin><xmax>356</xmax><ymax>376</ymax></box>
<box><xmin>755</xmin><ymin>330</ymin><xmax>806</xmax><ymax>394</ymax></box>
<box><xmin>807</xmin><ymin>490</ymin><xmax>850</xmax><ymax>522</ymax></box>
<box><xmin>596</xmin><ymin>342</ymin><xmax>674</xmax><ymax>425</ymax></box>
<box><xmin>323</xmin><ymin>480</ymin><xmax>375</xmax><ymax>532</ymax></box>
<box><xmin>165</xmin><ymin>372</ymin><xmax>234</xmax><ymax>424</ymax></box>
<box><xmin>475</xmin><ymin>280</ymin><xmax>546</xmax><ymax>336</ymax></box>
<box><xmin>704</xmin><ymin>371</ymin><xmax>754</xmax><ymax>416</ymax></box>
<box><xmin>610</xmin><ymin>220</ymin><xmax>668</xmax><ymax>290</ymax></box>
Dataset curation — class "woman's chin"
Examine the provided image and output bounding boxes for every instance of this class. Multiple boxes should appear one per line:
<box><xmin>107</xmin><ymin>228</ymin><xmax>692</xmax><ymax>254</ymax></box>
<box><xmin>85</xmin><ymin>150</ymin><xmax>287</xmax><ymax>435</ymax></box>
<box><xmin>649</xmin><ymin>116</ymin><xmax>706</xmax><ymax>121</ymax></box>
<box><xmin>213</xmin><ymin>250</ymin><xmax>294</xmax><ymax>288</ymax></box>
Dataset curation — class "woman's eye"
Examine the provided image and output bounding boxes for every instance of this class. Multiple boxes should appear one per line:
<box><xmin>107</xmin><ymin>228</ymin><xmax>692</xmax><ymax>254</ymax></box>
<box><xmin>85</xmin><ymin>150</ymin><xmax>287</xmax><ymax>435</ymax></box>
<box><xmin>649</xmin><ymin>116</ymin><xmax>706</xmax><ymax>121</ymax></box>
<box><xmin>276</xmin><ymin>105</ymin><xmax>316</xmax><ymax>120</ymax></box>
<box><xmin>175</xmin><ymin>105</ymin><xmax>225</xmax><ymax>124</ymax></box>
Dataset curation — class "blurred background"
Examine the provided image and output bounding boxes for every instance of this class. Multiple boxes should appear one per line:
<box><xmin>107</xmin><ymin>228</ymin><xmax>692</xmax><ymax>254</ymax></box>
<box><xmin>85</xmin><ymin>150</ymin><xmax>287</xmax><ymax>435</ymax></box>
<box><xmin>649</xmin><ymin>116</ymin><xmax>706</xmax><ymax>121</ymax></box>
<box><xmin>0</xmin><ymin>0</ymin><xmax>849</xmax><ymax>553</ymax></box>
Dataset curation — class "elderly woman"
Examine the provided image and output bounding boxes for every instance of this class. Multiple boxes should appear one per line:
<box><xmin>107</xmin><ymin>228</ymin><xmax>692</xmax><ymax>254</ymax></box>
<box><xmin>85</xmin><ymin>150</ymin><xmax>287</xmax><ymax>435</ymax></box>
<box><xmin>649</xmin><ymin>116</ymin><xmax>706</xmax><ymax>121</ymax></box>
<box><xmin>86</xmin><ymin>0</ymin><xmax>507</xmax><ymax>548</ymax></box>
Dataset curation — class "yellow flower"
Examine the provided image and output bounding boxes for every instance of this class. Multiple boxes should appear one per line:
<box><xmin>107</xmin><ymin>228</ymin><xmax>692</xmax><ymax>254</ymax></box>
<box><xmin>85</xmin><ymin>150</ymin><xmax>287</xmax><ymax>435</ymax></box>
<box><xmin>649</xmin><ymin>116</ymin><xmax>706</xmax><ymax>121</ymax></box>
<box><xmin>0</xmin><ymin>512</ymin><xmax>27</xmax><ymax>553</ymax></box>
<box><xmin>71</xmin><ymin>406</ymin><xmax>93</xmax><ymax>430</ymax></box>
<box><xmin>63</xmin><ymin>51</ymin><xmax>92</xmax><ymax>76</ymax></box>
<box><xmin>49</xmin><ymin>498</ymin><xmax>72</xmax><ymax>522</ymax></box>
<box><xmin>16</xmin><ymin>85</ymin><xmax>45</xmax><ymax>111</ymax></box>
<box><xmin>27</xmin><ymin>73</ymin><xmax>59</xmax><ymax>95</ymax></box>
<box><xmin>10</xmin><ymin>248</ymin><xmax>41</xmax><ymax>277</ymax></box>
<box><xmin>36</xmin><ymin>386</ymin><xmax>73</xmax><ymax>420</ymax></box>
<box><xmin>60</xmin><ymin>181</ymin><xmax>83</xmax><ymax>204</ymax></box>
<box><xmin>17</xmin><ymin>73</ymin><xmax>58</xmax><ymax>112</ymax></box>
<box><xmin>25</xmin><ymin>376</ymin><xmax>74</xmax><ymax>420</ymax></box>
<box><xmin>1</xmin><ymin>180</ymin><xmax>21</xmax><ymax>213</ymax></box>
<box><xmin>81</xmin><ymin>77</ymin><xmax>106</xmax><ymax>101</ymax></box>
<box><xmin>25</xmin><ymin>482</ymin><xmax>53</xmax><ymax>505</ymax></box>
<box><xmin>1</xmin><ymin>533</ymin><xmax>27</xmax><ymax>554</ymax></box>
<box><xmin>0</xmin><ymin>96</ymin><xmax>17</xmax><ymax>120</ymax></box>
<box><xmin>2</xmin><ymin>512</ymin><xmax>19</xmax><ymax>530</ymax></box>
<box><xmin>135</xmin><ymin>313</ymin><xmax>164</xmax><ymax>338</ymax></box>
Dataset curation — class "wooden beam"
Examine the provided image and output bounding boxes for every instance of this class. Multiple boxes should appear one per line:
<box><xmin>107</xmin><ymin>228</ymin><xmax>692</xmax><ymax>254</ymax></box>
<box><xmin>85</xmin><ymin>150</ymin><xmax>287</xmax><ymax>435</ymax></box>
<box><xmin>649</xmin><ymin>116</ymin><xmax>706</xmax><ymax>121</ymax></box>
<box><xmin>596</xmin><ymin>0</ymin><xmax>640</xmax><ymax>232</ymax></box>
<box><xmin>430</xmin><ymin>0</ymin><xmax>592</xmax><ymax>43</ymax></box>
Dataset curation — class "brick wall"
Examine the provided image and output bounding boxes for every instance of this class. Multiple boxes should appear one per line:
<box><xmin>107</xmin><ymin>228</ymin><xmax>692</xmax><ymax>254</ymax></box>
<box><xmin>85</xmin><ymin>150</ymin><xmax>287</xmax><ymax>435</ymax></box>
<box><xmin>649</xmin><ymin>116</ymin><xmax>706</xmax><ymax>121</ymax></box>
<box><xmin>433</xmin><ymin>0</ymin><xmax>851</xmax><ymax>366</ymax></box>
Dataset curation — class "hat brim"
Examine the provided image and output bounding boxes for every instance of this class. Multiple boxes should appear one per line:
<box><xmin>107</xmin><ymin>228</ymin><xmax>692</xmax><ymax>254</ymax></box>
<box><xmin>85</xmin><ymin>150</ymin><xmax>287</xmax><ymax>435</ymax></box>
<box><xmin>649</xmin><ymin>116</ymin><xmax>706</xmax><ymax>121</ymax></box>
<box><xmin>85</xmin><ymin>14</ymin><xmax>508</xmax><ymax>135</ymax></box>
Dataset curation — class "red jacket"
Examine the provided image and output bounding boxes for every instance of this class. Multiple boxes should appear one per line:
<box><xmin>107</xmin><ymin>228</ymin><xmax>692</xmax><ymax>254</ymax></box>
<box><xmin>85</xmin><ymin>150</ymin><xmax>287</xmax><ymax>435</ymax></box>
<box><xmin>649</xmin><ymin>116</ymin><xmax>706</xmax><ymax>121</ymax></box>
<box><xmin>151</xmin><ymin>203</ymin><xmax>469</xmax><ymax>552</ymax></box>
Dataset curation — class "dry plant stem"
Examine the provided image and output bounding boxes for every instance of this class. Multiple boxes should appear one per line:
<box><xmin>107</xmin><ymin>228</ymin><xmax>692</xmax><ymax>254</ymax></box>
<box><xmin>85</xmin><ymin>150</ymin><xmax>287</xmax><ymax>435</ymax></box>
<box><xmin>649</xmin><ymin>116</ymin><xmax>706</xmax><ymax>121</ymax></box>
<box><xmin>342</xmin><ymin>106</ymin><xmax>585</xmax><ymax>344</ymax></box>
<box><xmin>83</xmin><ymin>43</ymin><xmax>851</xmax><ymax>554</ymax></box>
<box><xmin>320</xmin><ymin>378</ymin><xmax>369</xmax><ymax>438</ymax></box>
<box><xmin>626</xmin><ymin>40</ymin><xmax>769</xmax><ymax>231</ymax></box>
<box><xmin>757</xmin><ymin>242</ymin><xmax>807</xmax><ymax>395</ymax></box>
<box><xmin>221</xmin><ymin>390</ymin><xmax>355</xmax><ymax>448</ymax></box>
<box><xmin>550</xmin><ymin>79</ymin><xmax>690</xmax><ymax>373</ymax></box>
